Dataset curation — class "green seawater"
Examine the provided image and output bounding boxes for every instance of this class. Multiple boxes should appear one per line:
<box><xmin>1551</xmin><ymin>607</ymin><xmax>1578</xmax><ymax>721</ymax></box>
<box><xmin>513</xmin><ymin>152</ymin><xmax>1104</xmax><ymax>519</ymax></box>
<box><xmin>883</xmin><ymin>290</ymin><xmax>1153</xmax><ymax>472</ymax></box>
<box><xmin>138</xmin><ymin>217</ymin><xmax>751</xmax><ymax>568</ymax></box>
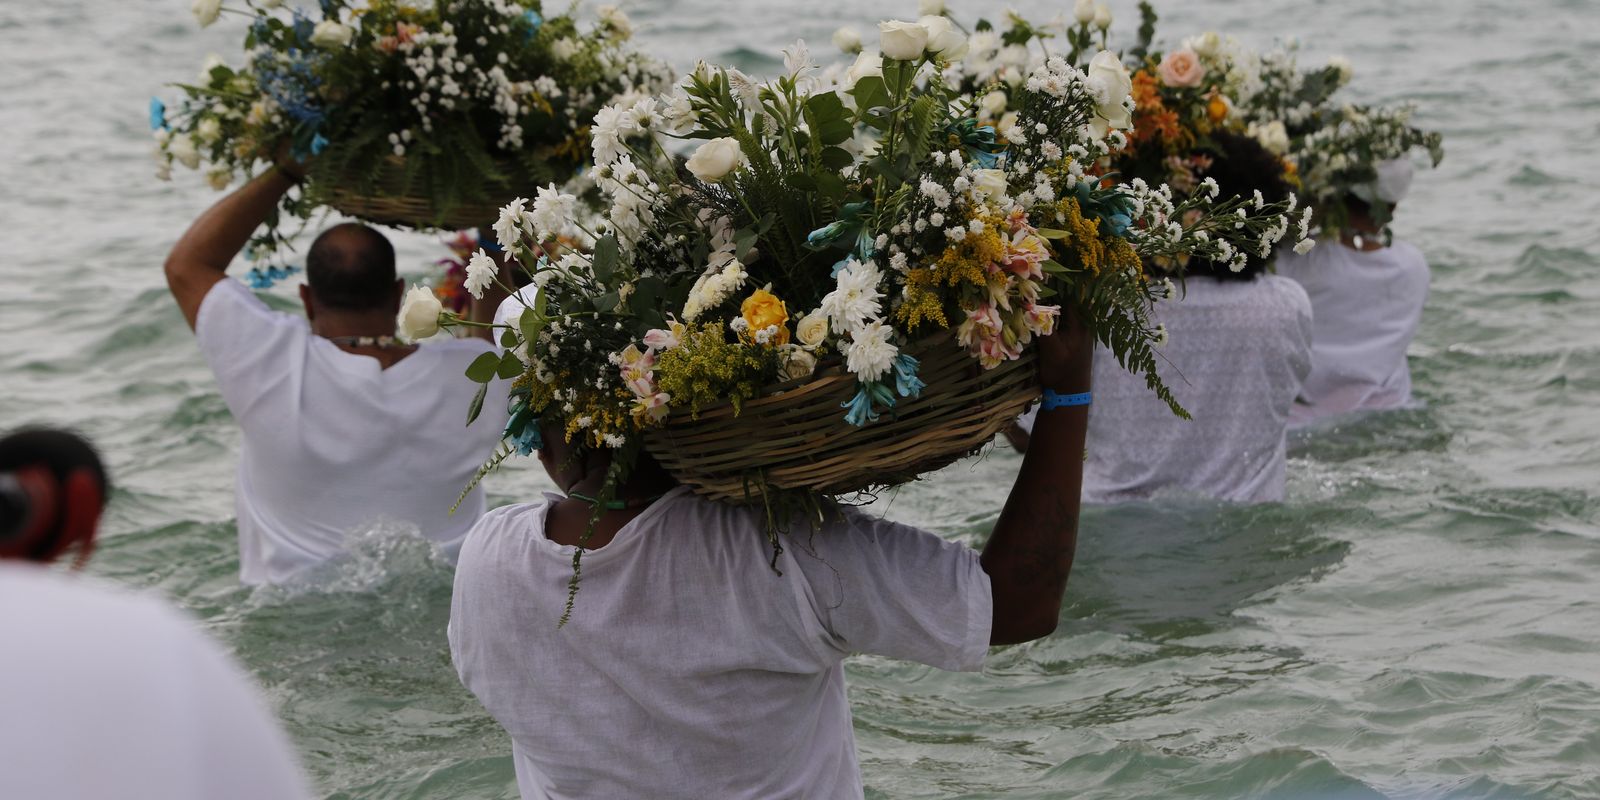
<box><xmin>3</xmin><ymin>0</ymin><xmax>1599</xmax><ymax>797</ymax></box>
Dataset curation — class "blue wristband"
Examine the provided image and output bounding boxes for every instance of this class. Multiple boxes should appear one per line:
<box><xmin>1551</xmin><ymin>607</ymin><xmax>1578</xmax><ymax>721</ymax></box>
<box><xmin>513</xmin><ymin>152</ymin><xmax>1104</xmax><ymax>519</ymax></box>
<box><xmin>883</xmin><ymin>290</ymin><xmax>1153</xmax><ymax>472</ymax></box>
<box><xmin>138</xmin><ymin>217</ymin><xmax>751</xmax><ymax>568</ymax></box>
<box><xmin>1040</xmin><ymin>389</ymin><xmax>1092</xmax><ymax>411</ymax></box>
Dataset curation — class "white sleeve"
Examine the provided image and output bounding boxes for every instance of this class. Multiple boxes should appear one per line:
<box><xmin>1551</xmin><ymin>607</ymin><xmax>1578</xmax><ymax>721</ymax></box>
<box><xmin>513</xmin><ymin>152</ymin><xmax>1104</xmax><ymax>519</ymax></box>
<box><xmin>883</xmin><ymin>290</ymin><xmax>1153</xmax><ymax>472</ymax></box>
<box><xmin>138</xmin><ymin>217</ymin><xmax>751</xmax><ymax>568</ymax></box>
<box><xmin>194</xmin><ymin>279</ymin><xmax>308</xmax><ymax>418</ymax></box>
<box><xmin>790</xmin><ymin>509</ymin><xmax>992</xmax><ymax>672</ymax></box>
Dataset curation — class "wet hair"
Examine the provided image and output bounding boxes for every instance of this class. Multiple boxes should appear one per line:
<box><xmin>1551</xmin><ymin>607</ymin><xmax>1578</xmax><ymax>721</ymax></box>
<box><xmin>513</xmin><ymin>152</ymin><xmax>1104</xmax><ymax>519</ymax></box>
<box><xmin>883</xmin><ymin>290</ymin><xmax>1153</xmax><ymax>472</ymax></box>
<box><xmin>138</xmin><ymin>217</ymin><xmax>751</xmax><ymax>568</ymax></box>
<box><xmin>0</xmin><ymin>427</ymin><xmax>109</xmax><ymax>565</ymax></box>
<box><xmin>1182</xmin><ymin>132</ymin><xmax>1293</xmax><ymax>282</ymax></box>
<box><xmin>305</xmin><ymin>223</ymin><xmax>397</xmax><ymax>311</ymax></box>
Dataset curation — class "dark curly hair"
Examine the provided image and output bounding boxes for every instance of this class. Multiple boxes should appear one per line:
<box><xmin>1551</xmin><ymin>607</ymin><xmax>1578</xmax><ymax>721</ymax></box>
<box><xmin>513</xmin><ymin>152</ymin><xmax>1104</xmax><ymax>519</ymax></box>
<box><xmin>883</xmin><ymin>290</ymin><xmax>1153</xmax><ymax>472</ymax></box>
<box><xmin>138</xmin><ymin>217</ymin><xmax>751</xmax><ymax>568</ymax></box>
<box><xmin>1178</xmin><ymin>131</ymin><xmax>1292</xmax><ymax>282</ymax></box>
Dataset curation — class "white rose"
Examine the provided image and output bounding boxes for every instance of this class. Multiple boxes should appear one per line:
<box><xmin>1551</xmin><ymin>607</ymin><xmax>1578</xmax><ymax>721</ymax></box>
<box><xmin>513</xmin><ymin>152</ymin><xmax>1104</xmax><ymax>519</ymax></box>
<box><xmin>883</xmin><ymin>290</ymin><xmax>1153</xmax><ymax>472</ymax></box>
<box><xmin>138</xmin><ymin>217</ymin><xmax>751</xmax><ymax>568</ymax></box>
<box><xmin>832</xmin><ymin>26</ymin><xmax>863</xmax><ymax>54</ymax></box>
<box><xmin>978</xmin><ymin>90</ymin><xmax>1008</xmax><ymax>120</ymax></box>
<box><xmin>878</xmin><ymin>20</ymin><xmax>929</xmax><ymax>61</ymax></box>
<box><xmin>918</xmin><ymin>15</ymin><xmax>967</xmax><ymax>60</ymax></box>
<box><xmin>597</xmin><ymin>5</ymin><xmax>632</xmax><ymax>38</ymax></box>
<box><xmin>1185</xmin><ymin>32</ymin><xmax>1222</xmax><ymax>59</ymax></box>
<box><xmin>779</xmin><ymin>345</ymin><xmax>819</xmax><ymax>381</ymax></box>
<box><xmin>551</xmin><ymin>37</ymin><xmax>578</xmax><ymax>61</ymax></box>
<box><xmin>972</xmin><ymin>168</ymin><xmax>1008</xmax><ymax>201</ymax></box>
<box><xmin>796</xmin><ymin>310</ymin><xmax>829</xmax><ymax>347</ymax></box>
<box><xmin>191</xmin><ymin>0</ymin><xmax>221</xmax><ymax>28</ymax></box>
<box><xmin>396</xmin><ymin>285</ymin><xmax>444</xmax><ymax>341</ymax></box>
<box><xmin>198</xmin><ymin>53</ymin><xmax>225</xmax><ymax>82</ymax></box>
<box><xmin>205</xmin><ymin>167</ymin><xmax>230</xmax><ymax>191</ymax></box>
<box><xmin>1085</xmin><ymin>51</ymin><xmax>1133</xmax><ymax>135</ymax></box>
<box><xmin>844</xmin><ymin>50</ymin><xmax>883</xmax><ymax>89</ymax></box>
<box><xmin>310</xmin><ymin>20</ymin><xmax>354</xmax><ymax>49</ymax></box>
<box><xmin>168</xmin><ymin>133</ymin><xmax>201</xmax><ymax>170</ymax></box>
<box><xmin>685</xmin><ymin>137</ymin><xmax>742</xmax><ymax>182</ymax></box>
<box><xmin>1250</xmin><ymin>120</ymin><xmax>1290</xmax><ymax>155</ymax></box>
<box><xmin>998</xmin><ymin>43</ymin><xmax>1029</xmax><ymax>69</ymax></box>
<box><xmin>1328</xmin><ymin>55</ymin><xmax>1353</xmax><ymax>86</ymax></box>
<box><xmin>1073</xmin><ymin>0</ymin><xmax>1096</xmax><ymax>25</ymax></box>
<box><xmin>195</xmin><ymin>117</ymin><xmax>222</xmax><ymax>144</ymax></box>
<box><xmin>1093</xmin><ymin>3</ymin><xmax>1113</xmax><ymax>30</ymax></box>
<box><xmin>918</xmin><ymin>0</ymin><xmax>947</xmax><ymax>15</ymax></box>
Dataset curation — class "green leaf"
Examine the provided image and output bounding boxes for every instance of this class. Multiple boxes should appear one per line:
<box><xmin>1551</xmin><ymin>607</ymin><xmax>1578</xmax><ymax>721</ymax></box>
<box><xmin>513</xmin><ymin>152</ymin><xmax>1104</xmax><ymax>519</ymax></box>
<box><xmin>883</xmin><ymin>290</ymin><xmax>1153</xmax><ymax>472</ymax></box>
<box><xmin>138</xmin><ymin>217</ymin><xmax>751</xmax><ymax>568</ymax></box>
<box><xmin>819</xmin><ymin>146</ymin><xmax>854</xmax><ymax>170</ymax></box>
<box><xmin>496</xmin><ymin>351</ymin><xmax>524</xmax><ymax>380</ymax></box>
<box><xmin>520</xmin><ymin>311</ymin><xmax>545</xmax><ymax>346</ymax></box>
<box><xmin>1042</xmin><ymin>259</ymin><xmax>1071</xmax><ymax>274</ymax></box>
<box><xmin>466</xmin><ymin>382</ymin><xmax>489</xmax><ymax>425</ymax></box>
<box><xmin>593</xmin><ymin>291</ymin><xmax>619</xmax><ymax>313</ymax></box>
<box><xmin>786</xmin><ymin>173</ymin><xmax>819</xmax><ymax>192</ymax></box>
<box><xmin>815</xmin><ymin>172</ymin><xmax>847</xmax><ymax>204</ymax></box>
<box><xmin>465</xmin><ymin>351</ymin><xmax>502</xmax><ymax>383</ymax></box>
<box><xmin>849</xmin><ymin>76</ymin><xmax>890</xmax><ymax>115</ymax></box>
<box><xmin>591</xmin><ymin>234</ymin><xmax>620</xmax><ymax>283</ymax></box>
<box><xmin>1038</xmin><ymin>229</ymin><xmax>1073</xmax><ymax>240</ymax></box>
<box><xmin>499</xmin><ymin>327</ymin><xmax>519</xmax><ymax>349</ymax></box>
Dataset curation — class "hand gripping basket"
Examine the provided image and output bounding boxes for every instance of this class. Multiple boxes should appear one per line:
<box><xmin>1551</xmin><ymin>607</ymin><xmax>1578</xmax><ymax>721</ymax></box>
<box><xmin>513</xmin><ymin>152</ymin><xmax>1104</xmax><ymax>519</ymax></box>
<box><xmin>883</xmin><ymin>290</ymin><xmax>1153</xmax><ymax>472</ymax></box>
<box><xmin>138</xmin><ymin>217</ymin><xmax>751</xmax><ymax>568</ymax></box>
<box><xmin>644</xmin><ymin>334</ymin><xmax>1039</xmax><ymax>503</ymax></box>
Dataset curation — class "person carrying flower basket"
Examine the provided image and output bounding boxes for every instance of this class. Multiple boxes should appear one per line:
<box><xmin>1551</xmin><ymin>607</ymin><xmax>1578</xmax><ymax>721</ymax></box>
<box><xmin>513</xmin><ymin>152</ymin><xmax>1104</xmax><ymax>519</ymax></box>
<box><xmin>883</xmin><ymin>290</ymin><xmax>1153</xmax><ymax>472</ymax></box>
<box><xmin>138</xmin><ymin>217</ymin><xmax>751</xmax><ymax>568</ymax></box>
<box><xmin>163</xmin><ymin>162</ymin><xmax>513</xmax><ymax>585</ymax></box>
<box><xmin>442</xmin><ymin>15</ymin><xmax>1310</xmax><ymax>796</ymax></box>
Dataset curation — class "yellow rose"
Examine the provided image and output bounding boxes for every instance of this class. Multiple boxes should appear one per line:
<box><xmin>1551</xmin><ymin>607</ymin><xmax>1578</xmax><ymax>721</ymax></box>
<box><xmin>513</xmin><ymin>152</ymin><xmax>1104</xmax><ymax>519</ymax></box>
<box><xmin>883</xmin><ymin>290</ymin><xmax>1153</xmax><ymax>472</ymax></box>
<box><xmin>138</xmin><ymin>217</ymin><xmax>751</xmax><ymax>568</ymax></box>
<box><xmin>740</xmin><ymin>289</ymin><xmax>790</xmax><ymax>345</ymax></box>
<box><xmin>1207</xmin><ymin>93</ymin><xmax>1230</xmax><ymax>125</ymax></box>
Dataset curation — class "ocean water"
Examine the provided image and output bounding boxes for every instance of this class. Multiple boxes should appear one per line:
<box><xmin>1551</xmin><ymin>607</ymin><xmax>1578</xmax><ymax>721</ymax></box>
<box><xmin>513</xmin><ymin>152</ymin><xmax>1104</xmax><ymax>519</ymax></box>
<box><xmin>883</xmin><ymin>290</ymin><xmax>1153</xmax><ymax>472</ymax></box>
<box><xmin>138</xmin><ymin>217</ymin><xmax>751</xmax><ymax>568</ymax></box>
<box><xmin>3</xmin><ymin>0</ymin><xmax>1599</xmax><ymax>797</ymax></box>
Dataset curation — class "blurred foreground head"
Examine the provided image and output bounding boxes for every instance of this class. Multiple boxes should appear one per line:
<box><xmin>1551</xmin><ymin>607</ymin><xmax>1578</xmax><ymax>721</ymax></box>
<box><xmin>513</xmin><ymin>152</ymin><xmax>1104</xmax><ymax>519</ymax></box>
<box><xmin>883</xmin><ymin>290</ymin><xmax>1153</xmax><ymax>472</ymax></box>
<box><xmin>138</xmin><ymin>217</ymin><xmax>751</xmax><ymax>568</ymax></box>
<box><xmin>0</xmin><ymin>428</ymin><xmax>109</xmax><ymax>567</ymax></box>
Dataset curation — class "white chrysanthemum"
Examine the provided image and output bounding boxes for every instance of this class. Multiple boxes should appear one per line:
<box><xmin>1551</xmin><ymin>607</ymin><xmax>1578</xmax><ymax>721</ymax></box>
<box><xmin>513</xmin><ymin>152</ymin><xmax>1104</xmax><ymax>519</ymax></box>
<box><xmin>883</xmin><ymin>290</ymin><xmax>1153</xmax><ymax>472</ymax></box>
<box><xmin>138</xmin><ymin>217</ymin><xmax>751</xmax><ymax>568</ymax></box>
<box><xmin>819</xmin><ymin>259</ymin><xmax>884</xmax><ymax>335</ymax></box>
<box><xmin>845</xmin><ymin>320</ymin><xmax>897</xmax><ymax>381</ymax></box>
<box><xmin>493</xmin><ymin>197</ymin><xmax>532</xmax><ymax>250</ymax></box>
<box><xmin>530</xmin><ymin>184</ymin><xmax>577</xmax><ymax>240</ymax></box>
<box><xmin>591</xmin><ymin>104</ymin><xmax>639</xmax><ymax>167</ymax></box>
<box><xmin>465</xmin><ymin>249</ymin><xmax>497</xmax><ymax>300</ymax></box>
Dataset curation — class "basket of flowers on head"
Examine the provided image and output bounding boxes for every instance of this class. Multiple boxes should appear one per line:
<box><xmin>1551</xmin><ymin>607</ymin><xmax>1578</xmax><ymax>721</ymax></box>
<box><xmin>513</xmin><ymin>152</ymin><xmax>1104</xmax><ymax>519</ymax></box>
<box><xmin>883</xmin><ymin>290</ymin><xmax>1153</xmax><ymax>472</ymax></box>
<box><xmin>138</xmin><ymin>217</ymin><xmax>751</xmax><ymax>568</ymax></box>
<box><xmin>150</xmin><ymin>0</ymin><xmax>669</xmax><ymax>271</ymax></box>
<box><xmin>421</xmin><ymin>17</ymin><xmax>1311</xmax><ymax>512</ymax></box>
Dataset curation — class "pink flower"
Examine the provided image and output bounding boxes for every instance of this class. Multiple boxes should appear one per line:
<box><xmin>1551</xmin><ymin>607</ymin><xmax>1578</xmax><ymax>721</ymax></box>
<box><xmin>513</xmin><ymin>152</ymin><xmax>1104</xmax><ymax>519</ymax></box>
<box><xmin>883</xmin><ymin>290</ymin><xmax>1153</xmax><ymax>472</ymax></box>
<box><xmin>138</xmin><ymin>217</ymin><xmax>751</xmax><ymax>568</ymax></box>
<box><xmin>1022</xmin><ymin>303</ymin><xmax>1060</xmax><ymax>337</ymax></box>
<box><xmin>642</xmin><ymin>320</ymin><xmax>687</xmax><ymax>351</ymax></box>
<box><xmin>957</xmin><ymin>303</ymin><xmax>1003</xmax><ymax>349</ymax></box>
<box><xmin>632</xmin><ymin>392</ymin><xmax>672</xmax><ymax>423</ymax></box>
<box><xmin>1002</xmin><ymin>230</ymin><xmax>1048</xmax><ymax>280</ymax></box>
<box><xmin>1158</xmin><ymin>49</ymin><xmax>1206</xmax><ymax>88</ymax></box>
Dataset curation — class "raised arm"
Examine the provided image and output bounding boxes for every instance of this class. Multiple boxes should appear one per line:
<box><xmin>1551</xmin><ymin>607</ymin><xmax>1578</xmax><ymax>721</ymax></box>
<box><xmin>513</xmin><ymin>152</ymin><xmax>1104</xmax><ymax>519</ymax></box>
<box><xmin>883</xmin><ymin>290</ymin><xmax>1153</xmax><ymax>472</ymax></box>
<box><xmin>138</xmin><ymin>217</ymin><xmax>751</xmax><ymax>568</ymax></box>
<box><xmin>981</xmin><ymin>313</ymin><xmax>1093</xmax><ymax>645</ymax></box>
<box><xmin>163</xmin><ymin>165</ymin><xmax>301</xmax><ymax>330</ymax></box>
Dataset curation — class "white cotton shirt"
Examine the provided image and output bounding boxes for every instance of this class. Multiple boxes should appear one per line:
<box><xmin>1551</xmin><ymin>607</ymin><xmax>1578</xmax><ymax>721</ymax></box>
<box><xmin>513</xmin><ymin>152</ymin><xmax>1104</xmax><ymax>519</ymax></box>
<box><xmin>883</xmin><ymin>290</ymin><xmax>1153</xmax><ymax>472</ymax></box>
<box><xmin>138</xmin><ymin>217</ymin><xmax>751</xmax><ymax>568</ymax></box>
<box><xmin>1024</xmin><ymin>275</ymin><xmax>1313</xmax><ymax>504</ymax></box>
<box><xmin>0</xmin><ymin>564</ymin><xmax>312</xmax><ymax>800</ymax></box>
<box><xmin>1276</xmin><ymin>240</ymin><xmax>1430</xmax><ymax>427</ymax></box>
<box><xmin>196</xmin><ymin>278</ymin><xmax>511</xmax><ymax>585</ymax></box>
<box><xmin>448</xmin><ymin>486</ymin><xmax>992</xmax><ymax>800</ymax></box>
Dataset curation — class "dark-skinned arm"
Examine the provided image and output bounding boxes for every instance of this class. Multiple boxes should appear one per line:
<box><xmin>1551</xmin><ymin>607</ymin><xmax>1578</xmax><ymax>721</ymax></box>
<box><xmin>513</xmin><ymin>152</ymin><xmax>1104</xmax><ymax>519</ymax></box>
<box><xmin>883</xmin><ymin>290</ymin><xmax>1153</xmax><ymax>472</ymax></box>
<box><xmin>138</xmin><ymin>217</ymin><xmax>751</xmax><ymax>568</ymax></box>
<box><xmin>163</xmin><ymin>165</ymin><xmax>301</xmax><ymax>331</ymax></box>
<box><xmin>981</xmin><ymin>313</ymin><xmax>1093</xmax><ymax>645</ymax></box>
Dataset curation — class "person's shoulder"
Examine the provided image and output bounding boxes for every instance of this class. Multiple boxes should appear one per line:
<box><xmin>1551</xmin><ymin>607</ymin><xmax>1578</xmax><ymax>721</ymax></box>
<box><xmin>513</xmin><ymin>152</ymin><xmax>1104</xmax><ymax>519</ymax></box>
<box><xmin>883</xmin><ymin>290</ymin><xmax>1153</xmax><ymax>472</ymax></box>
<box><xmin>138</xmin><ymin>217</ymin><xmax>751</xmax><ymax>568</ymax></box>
<box><xmin>1257</xmin><ymin>274</ymin><xmax>1313</xmax><ymax>317</ymax></box>
<box><xmin>0</xmin><ymin>564</ymin><xmax>206</xmax><ymax>651</ymax></box>
<box><xmin>419</xmin><ymin>335</ymin><xmax>496</xmax><ymax>359</ymax></box>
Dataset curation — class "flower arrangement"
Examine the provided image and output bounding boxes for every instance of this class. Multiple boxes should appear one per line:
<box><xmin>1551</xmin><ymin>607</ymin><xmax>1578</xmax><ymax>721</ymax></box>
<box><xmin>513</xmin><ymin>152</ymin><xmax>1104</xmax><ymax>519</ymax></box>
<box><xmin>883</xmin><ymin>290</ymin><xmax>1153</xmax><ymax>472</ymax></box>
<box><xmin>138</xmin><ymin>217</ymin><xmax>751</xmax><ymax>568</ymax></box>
<box><xmin>150</xmin><ymin>0</ymin><xmax>670</xmax><ymax>269</ymax></box>
<box><xmin>429</xmin><ymin>22</ymin><xmax>1308</xmax><ymax>475</ymax></box>
<box><xmin>1290</xmin><ymin>102</ymin><xmax>1444</xmax><ymax>235</ymax></box>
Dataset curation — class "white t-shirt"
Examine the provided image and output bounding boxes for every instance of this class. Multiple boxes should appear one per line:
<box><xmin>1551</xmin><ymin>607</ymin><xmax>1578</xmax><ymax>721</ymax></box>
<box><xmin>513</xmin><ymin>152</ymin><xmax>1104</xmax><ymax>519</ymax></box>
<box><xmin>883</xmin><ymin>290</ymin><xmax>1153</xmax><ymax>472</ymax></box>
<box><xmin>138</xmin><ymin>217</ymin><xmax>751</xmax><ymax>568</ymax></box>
<box><xmin>196</xmin><ymin>278</ymin><xmax>510</xmax><ymax>585</ymax></box>
<box><xmin>1276</xmin><ymin>240</ymin><xmax>1429</xmax><ymax>427</ymax></box>
<box><xmin>0</xmin><ymin>564</ymin><xmax>312</xmax><ymax>799</ymax></box>
<box><xmin>1024</xmin><ymin>275</ymin><xmax>1312</xmax><ymax>503</ymax></box>
<box><xmin>448</xmin><ymin>486</ymin><xmax>992</xmax><ymax>800</ymax></box>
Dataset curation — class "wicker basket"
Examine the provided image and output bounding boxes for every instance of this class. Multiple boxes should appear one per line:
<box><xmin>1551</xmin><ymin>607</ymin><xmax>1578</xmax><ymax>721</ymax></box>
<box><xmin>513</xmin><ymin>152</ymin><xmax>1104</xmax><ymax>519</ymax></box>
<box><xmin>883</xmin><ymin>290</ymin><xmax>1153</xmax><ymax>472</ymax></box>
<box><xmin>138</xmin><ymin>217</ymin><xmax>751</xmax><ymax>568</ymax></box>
<box><xmin>313</xmin><ymin>154</ymin><xmax>554</xmax><ymax>231</ymax></box>
<box><xmin>644</xmin><ymin>334</ymin><xmax>1039</xmax><ymax>503</ymax></box>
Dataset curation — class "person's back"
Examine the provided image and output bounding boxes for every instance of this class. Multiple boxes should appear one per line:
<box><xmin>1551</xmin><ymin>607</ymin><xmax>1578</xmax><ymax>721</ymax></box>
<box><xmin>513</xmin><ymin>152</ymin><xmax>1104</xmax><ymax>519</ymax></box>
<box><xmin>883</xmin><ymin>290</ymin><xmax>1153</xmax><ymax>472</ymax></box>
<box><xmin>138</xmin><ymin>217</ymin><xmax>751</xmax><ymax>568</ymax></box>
<box><xmin>1082</xmin><ymin>275</ymin><xmax>1313</xmax><ymax>503</ymax></box>
<box><xmin>449</xmin><ymin>487</ymin><xmax>991</xmax><ymax>799</ymax></box>
<box><xmin>197</xmin><ymin>279</ymin><xmax>506</xmax><ymax>582</ymax></box>
<box><xmin>1278</xmin><ymin>236</ymin><xmax>1429</xmax><ymax>427</ymax></box>
<box><xmin>165</xmin><ymin>170</ymin><xmax>511</xmax><ymax>584</ymax></box>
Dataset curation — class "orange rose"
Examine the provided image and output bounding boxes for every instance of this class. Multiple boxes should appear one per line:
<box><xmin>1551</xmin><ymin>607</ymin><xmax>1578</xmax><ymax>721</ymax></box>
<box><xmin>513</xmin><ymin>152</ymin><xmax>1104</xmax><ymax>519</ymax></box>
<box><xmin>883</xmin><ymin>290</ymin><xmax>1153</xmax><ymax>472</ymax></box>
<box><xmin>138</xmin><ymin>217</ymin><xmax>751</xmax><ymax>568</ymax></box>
<box><xmin>1207</xmin><ymin>93</ymin><xmax>1230</xmax><ymax>124</ymax></box>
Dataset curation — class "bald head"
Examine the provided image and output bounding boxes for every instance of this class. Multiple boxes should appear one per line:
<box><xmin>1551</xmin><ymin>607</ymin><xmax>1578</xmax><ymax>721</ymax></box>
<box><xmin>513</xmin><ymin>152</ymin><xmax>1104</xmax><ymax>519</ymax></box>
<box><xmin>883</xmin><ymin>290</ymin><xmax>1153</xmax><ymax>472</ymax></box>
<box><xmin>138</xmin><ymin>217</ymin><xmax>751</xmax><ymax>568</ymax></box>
<box><xmin>305</xmin><ymin>223</ymin><xmax>397</xmax><ymax>312</ymax></box>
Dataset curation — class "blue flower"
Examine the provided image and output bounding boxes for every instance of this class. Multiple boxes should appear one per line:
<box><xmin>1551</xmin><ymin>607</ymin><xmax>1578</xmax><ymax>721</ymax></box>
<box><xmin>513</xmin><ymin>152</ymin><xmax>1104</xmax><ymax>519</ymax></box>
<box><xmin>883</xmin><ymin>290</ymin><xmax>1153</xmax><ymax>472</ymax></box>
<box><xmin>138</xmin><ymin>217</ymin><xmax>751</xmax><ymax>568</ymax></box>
<box><xmin>841</xmin><ymin>385</ymin><xmax>880</xmax><ymax>427</ymax></box>
<box><xmin>310</xmin><ymin>132</ymin><xmax>329</xmax><ymax>155</ymax></box>
<box><xmin>891</xmin><ymin>354</ymin><xmax>924</xmax><ymax>399</ymax></box>
<box><xmin>524</xmin><ymin>9</ymin><xmax>543</xmax><ymax>37</ymax></box>
<box><xmin>840</xmin><ymin>380</ymin><xmax>899</xmax><ymax>427</ymax></box>
<box><xmin>148</xmin><ymin>97</ymin><xmax>166</xmax><ymax>131</ymax></box>
<box><xmin>505</xmin><ymin>397</ymin><xmax>544</xmax><ymax>454</ymax></box>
